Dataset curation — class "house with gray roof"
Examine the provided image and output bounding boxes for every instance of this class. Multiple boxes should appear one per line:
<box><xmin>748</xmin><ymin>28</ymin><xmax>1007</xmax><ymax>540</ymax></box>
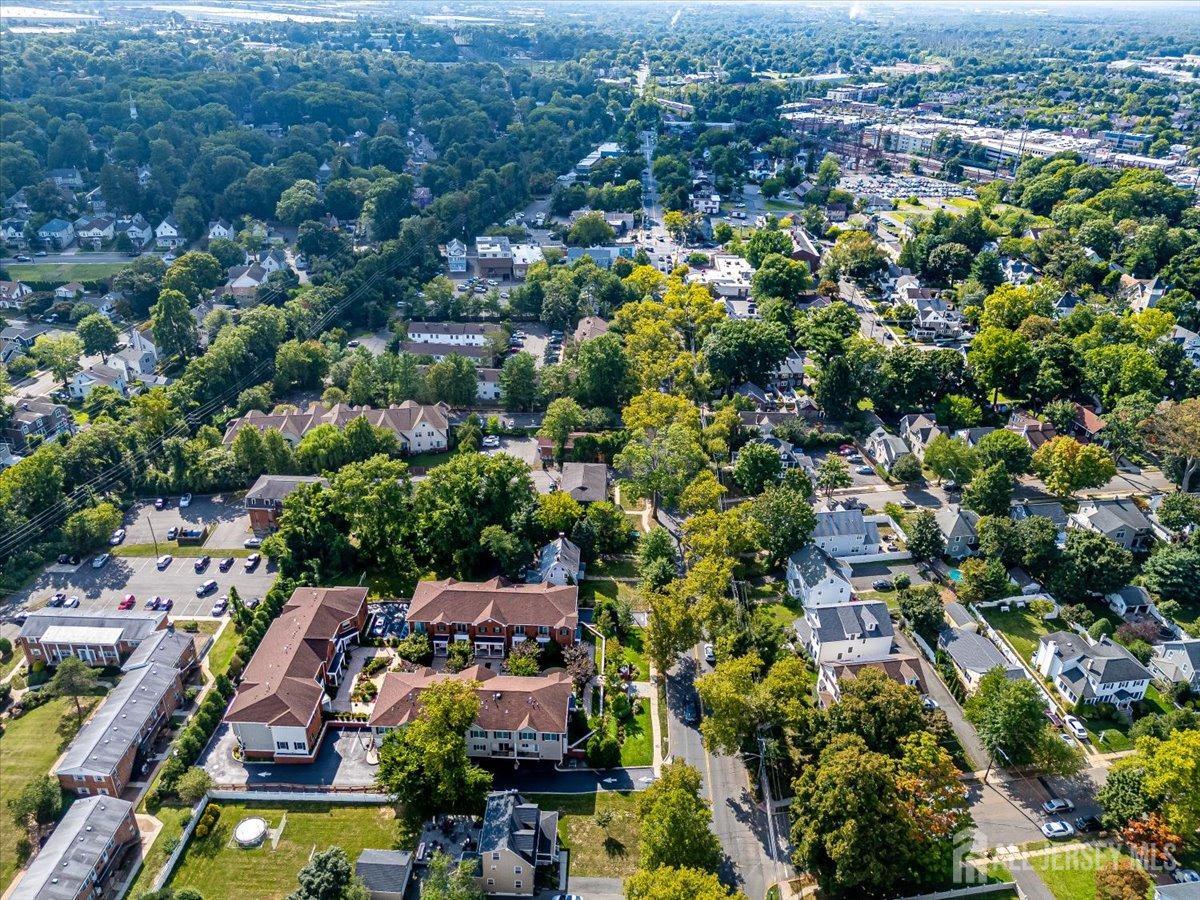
<box><xmin>786</xmin><ymin>545</ymin><xmax>853</xmax><ymax>609</ymax></box>
<box><xmin>812</xmin><ymin>508</ymin><xmax>882</xmax><ymax>558</ymax></box>
<box><xmin>244</xmin><ymin>474</ymin><xmax>329</xmax><ymax>530</ymax></box>
<box><xmin>799</xmin><ymin>601</ymin><xmax>894</xmax><ymax>664</ymax></box>
<box><xmin>938</xmin><ymin>628</ymin><xmax>1025</xmax><ymax>692</ymax></box>
<box><xmin>9</xmin><ymin>796</ymin><xmax>138</xmax><ymax>900</ymax></box>
<box><xmin>356</xmin><ymin>849</ymin><xmax>413</xmax><ymax>900</ymax></box>
<box><xmin>1010</xmin><ymin>498</ymin><xmax>1069</xmax><ymax>545</ymax></box>
<box><xmin>1034</xmin><ymin>631</ymin><xmax>1151</xmax><ymax>709</ymax></box>
<box><xmin>466</xmin><ymin>791</ymin><xmax>559</xmax><ymax>896</ymax></box>
<box><xmin>558</xmin><ymin>462</ymin><xmax>607</xmax><ymax>503</ymax></box>
<box><xmin>943</xmin><ymin>601</ymin><xmax>977</xmax><ymax>632</ymax></box>
<box><xmin>866</xmin><ymin>426</ymin><xmax>911</xmax><ymax>470</ymax></box>
<box><xmin>1069</xmin><ymin>498</ymin><xmax>1154</xmax><ymax>551</ymax></box>
<box><xmin>935</xmin><ymin>505</ymin><xmax>979</xmax><ymax>559</ymax></box>
<box><xmin>1106</xmin><ymin>585</ymin><xmax>1156</xmax><ymax>618</ymax></box>
<box><xmin>1150</xmin><ymin>640</ymin><xmax>1200</xmax><ymax>692</ymax></box>
<box><xmin>120</xmin><ymin>627</ymin><xmax>197</xmax><ymax>674</ymax></box>
<box><xmin>17</xmin><ymin>609</ymin><xmax>167</xmax><ymax>668</ymax></box>
<box><xmin>531</xmin><ymin>536</ymin><xmax>582</xmax><ymax>586</ymax></box>
<box><xmin>899</xmin><ymin>413</ymin><xmax>946</xmax><ymax>460</ymax></box>
<box><xmin>56</xmin><ymin>662</ymin><xmax>185</xmax><ymax>797</ymax></box>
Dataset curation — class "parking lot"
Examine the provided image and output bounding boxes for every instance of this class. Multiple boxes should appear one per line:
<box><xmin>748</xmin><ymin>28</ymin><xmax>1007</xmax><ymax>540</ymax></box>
<box><xmin>508</xmin><ymin>322</ymin><xmax>559</xmax><ymax>368</ymax></box>
<box><xmin>123</xmin><ymin>493</ymin><xmax>256</xmax><ymax>547</ymax></box>
<box><xmin>848</xmin><ymin>560</ymin><xmax>932</xmax><ymax>591</ymax></box>
<box><xmin>809</xmin><ymin>447</ymin><xmax>887</xmax><ymax>489</ymax></box>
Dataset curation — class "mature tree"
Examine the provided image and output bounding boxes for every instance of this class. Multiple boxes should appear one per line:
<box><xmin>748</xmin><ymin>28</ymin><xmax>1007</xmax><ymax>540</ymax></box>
<box><xmin>376</xmin><ymin>678</ymin><xmax>492</xmax><ymax>827</ymax></box>
<box><xmin>898</xmin><ymin>585</ymin><xmax>943</xmax><ymax>639</ymax></box>
<box><xmin>751</xmin><ymin>253</ymin><xmax>810</xmax><ymax>301</ymax></box>
<box><xmin>1134</xmin><ymin>729</ymin><xmax>1200</xmax><ymax>837</ymax></box>
<box><xmin>814</xmin><ymin>355</ymin><xmax>858</xmax><ymax>420</ymax></box>
<box><xmin>815</xmin><ymin>454</ymin><xmax>852</xmax><ymax>496</ymax></box>
<box><xmin>574</xmin><ymin>333</ymin><xmax>631</xmax><ymax>409</ymax></box>
<box><xmin>615</xmin><ymin>424</ymin><xmax>708</xmax><ymax>515</ymax></box>
<box><xmin>974</xmin><ymin>428</ymin><xmax>1033</xmax><ymax>476</ymax></box>
<box><xmin>537</xmin><ymin>491</ymin><xmax>583</xmax><ymax>536</ymax></box>
<box><xmin>750</xmin><ymin>482</ymin><xmax>817</xmax><ymax>566</ymax></box>
<box><xmin>825</xmin><ymin>230</ymin><xmax>886</xmax><ymax>281</ymax></box>
<box><xmin>1051</xmin><ymin>530</ymin><xmax>1135</xmax><ymax>601</ymax></box>
<box><xmin>419</xmin><ymin>851</ymin><xmax>484</xmax><ymax>900</ymax></box>
<box><xmin>1097</xmin><ymin>765</ymin><xmax>1150</xmax><ymax>831</ymax></box>
<box><xmin>288</xmin><ymin>847</ymin><xmax>368</xmax><ymax>900</ymax></box>
<box><xmin>32</xmin><ymin>333</ymin><xmax>84</xmax><ymax>387</ymax></box>
<box><xmin>566</xmin><ymin>211</ymin><xmax>616</xmax><ymax>247</ymax></box>
<box><xmin>275</xmin><ymin>339</ymin><xmax>329</xmax><ymax>392</ymax></box>
<box><xmin>826</xmin><ymin>667</ymin><xmax>926</xmax><ymax>757</ymax></box>
<box><xmin>732</xmin><ymin>442</ymin><xmax>783</xmax><ymax>495</ymax></box>
<box><xmin>76</xmin><ymin>313</ymin><xmax>120</xmax><ymax>361</ymax></box>
<box><xmin>967</xmin><ymin>669</ymin><xmax>1067</xmax><ymax>770</ymax></box>
<box><xmin>702</xmin><ymin>319</ymin><xmax>789</xmax><ymax>388</ymax></box>
<box><xmin>625</xmin><ymin>866</ymin><xmax>742</xmax><ymax>900</ymax></box>
<box><xmin>1145</xmin><ymin>399</ymin><xmax>1200</xmax><ymax>492</ymax></box>
<box><xmin>175</xmin><ymin>767</ymin><xmax>214</xmax><ymax>805</ymax></box>
<box><xmin>644</xmin><ymin>586</ymin><xmax>699</xmax><ymax>675</ymax></box>
<box><xmin>7</xmin><ymin>775</ymin><xmax>61</xmax><ymax>839</ymax></box>
<box><xmin>1094</xmin><ymin>859</ymin><xmax>1151</xmax><ymax>900</ymax></box>
<box><xmin>538</xmin><ymin>398</ymin><xmax>585</xmax><ymax>461</ymax></box>
<box><xmin>263</xmin><ymin>481</ymin><xmax>353</xmax><ymax>578</ymax></box>
<box><xmin>968</xmin><ymin>327</ymin><xmax>1035</xmax><ymax>404</ymax></box>
<box><xmin>1032</xmin><ymin>436</ymin><xmax>1116</xmax><ymax>496</ymax></box>
<box><xmin>49</xmin><ymin>656</ymin><xmax>99</xmax><ymax>729</ymax></box>
<box><xmin>151</xmin><ymin>288</ymin><xmax>199</xmax><ymax>360</ymax></box>
<box><xmin>744</xmin><ymin>228</ymin><xmax>793</xmax><ymax>269</ymax></box>
<box><xmin>906</xmin><ymin>510</ymin><xmax>945</xmax><ymax>561</ymax></box>
<box><xmin>276</xmin><ymin>179</ymin><xmax>323</xmax><ymax>226</ymax></box>
<box><xmin>1155</xmin><ymin>492</ymin><xmax>1200</xmax><ymax>533</ymax></box>
<box><xmin>1143</xmin><ymin>545</ymin><xmax>1200</xmax><ymax>605</ymax></box>
<box><xmin>956</xmin><ymin>557</ymin><xmax>1011</xmax><ymax>605</ymax></box>
<box><xmin>637</xmin><ymin>760</ymin><xmax>723</xmax><ymax>873</ymax></box>
<box><xmin>962</xmin><ymin>462</ymin><xmax>1013</xmax><ymax>517</ymax></box>
<box><xmin>680</xmin><ymin>469</ymin><xmax>726</xmax><ymax>515</ymax></box>
<box><xmin>923</xmin><ymin>435</ymin><xmax>977</xmax><ymax>485</ymax></box>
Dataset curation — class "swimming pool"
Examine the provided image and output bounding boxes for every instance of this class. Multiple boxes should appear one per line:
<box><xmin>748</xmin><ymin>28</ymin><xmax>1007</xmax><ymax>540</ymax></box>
<box><xmin>947</xmin><ymin>568</ymin><xmax>962</xmax><ymax>582</ymax></box>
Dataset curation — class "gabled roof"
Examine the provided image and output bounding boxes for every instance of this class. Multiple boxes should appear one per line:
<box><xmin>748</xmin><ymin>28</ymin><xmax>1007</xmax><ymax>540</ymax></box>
<box><xmin>1154</xmin><ymin>639</ymin><xmax>1200</xmax><ymax>673</ymax></box>
<box><xmin>935</xmin><ymin>505</ymin><xmax>979</xmax><ymax>542</ymax></box>
<box><xmin>225</xmin><ymin>587</ymin><xmax>367</xmax><ymax>727</ymax></box>
<box><xmin>10</xmin><ymin>796</ymin><xmax>134</xmax><ymax>900</ymax></box>
<box><xmin>1041</xmin><ymin>631</ymin><xmax>1151</xmax><ymax>686</ymax></box>
<box><xmin>356</xmin><ymin>849</ymin><xmax>412</xmax><ymax>895</ymax></box>
<box><xmin>788</xmin><ymin>545</ymin><xmax>849</xmax><ymax>588</ymax></box>
<box><xmin>809</xmin><ymin>601</ymin><xmax>893</xmax><ymax>643</ymax></box>
<box><xmin>478</xmin><ymin>791</ymin><xmax>557</xmax><ymax>865</ymax></box>
<box><xmin>223</xmin><ymin>401</ymin><xmax>450</xmax><ymax>445</ymax></box>
<box><xmin>939</xmin><ymin>628</ymin><xmax>1021</xmax><ymax>678</ymax></box>
<box><xmin>1074</xmin><ymin>498</ymin><xmax>1152</xmax><ymax>535</ymax></box>
<box><xmin>244</xmin><ymin>474</ymin><xmax>329</xmax><ymax>504</ymax></box>
<box><xmin>407</xmin><ymin>578</ymin><xmax>578</xmax><ymax>632</ymax></box>
<box><xmin>822</xmin><ymin>654</ymin><xmax>924</xmax><ymax>693</ymax></box>
<box><xmin>537</xmin><ymin>536</ymin><xmax>581</xmax><ymax>581</ymax></box>
<box><xmin>559</xmin><ymin>462</ymin><xmax>606</xmax><ymax>501</ymax></box>
<box><xmin>20</xmin><ymin>609</ymin><xmax>164</xmax><ymax>645</ymax></box>
<box><xmin>814</xmin><ymin>508</ymin><xmax>873</xmax><ymax>540</ymax></box>
<box><xmin>573</xmin><ymin>316</ymin><xmax>609</xmax><ymax>343</ymax></box>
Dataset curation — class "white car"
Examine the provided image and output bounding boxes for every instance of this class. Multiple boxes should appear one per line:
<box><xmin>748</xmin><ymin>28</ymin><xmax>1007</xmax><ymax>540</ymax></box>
<box><xmin>156</xmin><ymin>554</ymin><xmax>172</xmax><ymax>570</ymax></box>
<box><xmin>92</xmin><ymin>553</ymin><xmax>110</xmax><ymax>569</ymax></box>
<box><xmin>482</xmin><ymin>435</ymin><xmax>501</xmax><ymax>448</ymax></box>
<box><xmin>1041</xmin><ymin>821</ymin><xmax>1074</xmax><ymax>839</ymax></box>
<box><xmin>1174</xmin><ymin>869</ymin><xmax>1200</xmax><ymax>883</ymax></box>
<box><xmin>179</xmin><ymin>493</ymin><xmax>192</xmax><ymax>508</ymax></box>
<box><xmin>703</xmin><ymin>643</ymin><xmax>715</xmax><ymax>664</ymax></box>
<box><xmin>110</xmin><ymin>528</ymin><xmax>126</xmax><ymax>545</ymax></box>
<box><xmin>1042</xmin><ymin>798</ymin><xmax>1074</xmax><ymax>815</ymax></box>
<box><xmin>1064</xmin><ymin>715</ymin><xmax>1088</xmax><ymax>741</ymax></box>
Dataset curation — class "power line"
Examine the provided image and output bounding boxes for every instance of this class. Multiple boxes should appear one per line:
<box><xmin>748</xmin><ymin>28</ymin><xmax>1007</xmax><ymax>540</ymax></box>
<box><xmin>0</xmin><ymin>213</ymin><xmax>466</xmax><ymax>559</ymax></box>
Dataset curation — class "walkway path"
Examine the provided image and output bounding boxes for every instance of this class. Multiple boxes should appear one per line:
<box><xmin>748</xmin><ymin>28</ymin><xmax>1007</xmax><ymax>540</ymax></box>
<box><xmin>647</xmin><ymin>668</ymin><xmax>664</xmax><ymax>775</ymax></box>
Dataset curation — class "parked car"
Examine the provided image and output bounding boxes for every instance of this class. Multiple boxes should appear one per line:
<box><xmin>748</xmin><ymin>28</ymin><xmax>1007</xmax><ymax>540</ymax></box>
<box><xmin>193</xmin><ymin>555</ymin><xmax>211</xmax><ymax>573</ymax></box>
<box><xmin>855</xmin><ymin>465</ymin><xmax>874</xmax><ymax>475</ymax></box>
<box><xmin>159</xmin><ymin>597</ymin><xmax>174</xmax><ymax>611</ymax></box>
<box><xmin>683</xmin><ymin>698</ymin><xmax>701</xmax><ymax>726</ymax></box>
<box><xmin>118</xmin><ymin>594</ymin><xmax>136</xmax><ymax>610</ymax></box>
<box><xmin>92</xmin><ymin>553</ymin><xmax>110</xmax><ymax>569</ymax></box>
<box><xmin>63</xmin><ymin>596</ymin><xmax>80</xmax><ymax>608</ymax></box>
<box><xmin>196</xmin><ymin>579</ymin><xmax>217</xmax><ymax>597</ymax></box>
<box><xmin>347</xmin><ymin>339</ymin><xmax>360</xmax><ymax>348</ymax></box>
<box><xmin>179</xmin><ymin>493</ymin><xmax>192</xmax><ymax>508</ymax></box>
<box><xmin>110</xmin><ymin>528</ymin><xmax>126</xmax><ymax>545</ymax></box>
<box><xmin>1064</xmin><ymin>715</ymin><xmax>1088</xmax><ymax>741</ymax></box>
<box><xmin>482</xmin><ymin>435</ymin><xmax>501</xmax><ymax>448</ymax></box>
<box><xmin>1073</xmin><ymin>816</ymin><xmax>1101</xmax><ymax>834</ymax></box>
<box><xmin>371</xmin><ymin>618</ymin><xmax>387</xmax><ymax>637</ymax></box>
<box><xmin>244</xmin><ymin>536</ymin><xmax>262</xmax><ymax>549</ymax></box>
<box><xmin>145</xmin><ymin>596</ymin><xmax>161</xmax><ymax>609</ymax></box>
<box><xmin>1042</xmin><ymin>798</ymin><xmax>1074</xmax><ymax>815</ymax></box>
<box><xmin>154</xmin><ymin>497</ymin><xmax>165</xmax><ymax>510</ymax></box>
<box><xmin>56</xmin><ymin>554</ymin><xmax>81</xmax><ymax>566</ymax></box>
<box><xmin>899</xmin><ymin>498</ymin><xmax>916</xmax><ymax>509</ymax></box>
<box><xmin>1041</xmin><ymin>821</ymin><xmax>1074</xmax><ymax>839</ymax></box>
<box><xmin>703</xmin><ymin>643</ymin><xmax>716</xmax><ymax>664</ymax></box>
<box><xmin>922</xmin><ymin>696</ymin><xmax>939</xmax><ymax>711</ymax></box>
<box><xmin>47</xmin><ymin>592</ymin><xmax>66</xmax><ymax>608</ymax></box>
<box><xmin>244</xmin><ymin>553</ymin><xmax>261</xmax><ymax>572</ymax></box>
<box><xmin>166</xmin><ymin>526</ymin><xmax>179</xmax><ymax>541</ymax></box>
<box><xmin>1174</xmin><ymin>869</ymin><xmax>1200</xmax><ymax>884</ymax></box>
<box><xmin>872</xmin><ymin>579</ymin><xmax>894</xmax><ymax>591</ymax></box>
<box><xmin>156</xmin><ymin>554</ymin><xmax>172</xmax><ymax>570</ymax></box>
<box><xmin>211</xmin><ymin>597</ymin><xmax>229</xmax><ymax>616</ymax></box>
<box><xmin>218</xmin><ymin>556</ymin><xmax>235</xmax><ymax>572</ymax></box>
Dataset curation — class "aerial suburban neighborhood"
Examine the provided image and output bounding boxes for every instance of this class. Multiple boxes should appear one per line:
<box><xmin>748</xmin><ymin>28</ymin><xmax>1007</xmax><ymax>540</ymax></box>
<box><xmin>5</xmin><ymin>3</ymin><xmax>1200</xmax><ymax>900</ymax></box>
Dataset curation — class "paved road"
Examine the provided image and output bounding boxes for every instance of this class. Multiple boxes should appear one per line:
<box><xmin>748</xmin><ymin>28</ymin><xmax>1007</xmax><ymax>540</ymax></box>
<box><xmin>665</xmin><ymin>652</ymin><xmax>792</xmax><ymax>900</ymax></box>
<box><xmin>2</xmin><ymin>251</ymin><xmax>144</xmax><ymax>265</ymax></box>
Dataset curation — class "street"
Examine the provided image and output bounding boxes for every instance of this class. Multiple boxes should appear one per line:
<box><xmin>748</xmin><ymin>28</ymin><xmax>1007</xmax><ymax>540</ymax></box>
<box><xmin>665</xmin><ymin>651</ymin><xmax>793</xmax><ymax>900</ymax></box>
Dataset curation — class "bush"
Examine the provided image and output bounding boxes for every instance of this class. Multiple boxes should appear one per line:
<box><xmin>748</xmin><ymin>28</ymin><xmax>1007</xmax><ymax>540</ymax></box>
<box><xmin>586</xmin><ymin>716</ymin><xmax>621</xmax><ymax>769</ymax></box>
<box><xmin>1088</xmin><ymin>619</ymin><xmax>1114</xmax><ymax>640</ymax></box>
<box><xmin>194</xmin><ymin>823</ymin><xmax>209</xmax><ymax>839</ymax></box>
<box><xmin>894</xmin><ymin>574</ymin><xmax>911</xmax><ymax>590</ymax></box>
<box><xmin>0</xmin><ymin>636</ymin><xmax>12</xmax><ymax>659</ymax></box>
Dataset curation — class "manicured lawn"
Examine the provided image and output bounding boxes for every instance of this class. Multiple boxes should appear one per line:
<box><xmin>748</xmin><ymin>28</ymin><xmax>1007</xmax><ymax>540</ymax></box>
<box><xmin>579</xmin><ymin>578</ymin><xmax>640</xmax><ymax>610</ymax></box>
<box><xmin>404</xmin><ymin>449</ymin><xmax>455</xmax><ymax>469</ymax></box>
<box><xmin>167</xmin><ymin>802</ymin><xmax>401</xmax><ymax>900</ymax></box>
<box><xmin>759</xmin><ymin>599</ymin><xmax>802</xmax><ymax>631</ymax></box>
<box><xmin>114</xmin><ymin>543</ymin><xmax>253</xmax><ymax>558</ymax></box>
<box><xmin>587</xmin><ymin>558</ymin><xmax>636</xmax><ymax>579</ymax></box>
<box><xmin>1028</xmin><ymin>847</ymin><xmax>1146</xmax><ymax>900</ymax></box>
<box><xmin>205</xmin><ymin>621</ymin><xmax>241</xmax><ymax>677</ymax></box>
<box><xmin>0</xmin><ymin>697</ymin><xmax>100</xmax><ymax>889</ymax></box>
<box><xmin>620</xmin><ymin>704</ymin><xmax>653</xmax><ymax>767</ymax></box>
<box><xmin>126</xmin><ymin>803</ymin><xmax>194</xmax><ymax>899</ymax></box>
<box><xmin>981</xmin><ymin>607</ymin><xmax>1055</xmax><ymax>661</ymax></box>
<box><xmin>8</xmin><ymin>262</ymin><xmax>130</xmax><ymax>282</ymax></box>
<box><xmin>524</xmin><ymin>791</ymin><xmax>641</xmax><ymax>877</ymax></box>
<box><xmin>173</xmin><ymin>619</ymin><xmax>220</xmax><ymax>637</ymax></box>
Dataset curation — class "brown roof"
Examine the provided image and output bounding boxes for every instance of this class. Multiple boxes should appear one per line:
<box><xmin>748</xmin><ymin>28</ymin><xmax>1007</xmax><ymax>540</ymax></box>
<box><xmin>407</xmin><ymin>577</ymin><xmax>578</xmax><ymax>632</ymax></box>
<box><xmin>573</xmin><ymin>316</ymin><xmax>609</xmax><ymax>343</ymax></box>
<box><xmin>223</xmin><ymin>400</ymin><xmax>449</xmax><ymax>445</ymax></box>
<box><xmin>1073</xmin><ymin>403</ymin><xmax>1106</xmax><ymax>436</ymax></box>
<box><xmin>225</xmin><ymin>587</ymin><xmax>367</xmax><ymax>727</ymax></box>
<box><xmin>370</xmin><ymin>666</ymin><xmax>572</xmax><ymax>733</ymax></box>
<box><xmin>823</xmin><ymin>654</ymin><xmax>926</xmax><ymax>695</ymax></box>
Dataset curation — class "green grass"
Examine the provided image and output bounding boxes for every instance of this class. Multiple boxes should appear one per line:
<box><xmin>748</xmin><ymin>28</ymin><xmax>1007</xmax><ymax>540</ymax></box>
<box><xmin>759</xmin><ymin>599</ymin><xmax>802</xmax><ymax>631</ymax></box>
<box><xmin>524</xmin><ymin>791</ymin><xmax>641</xmax><ymax>877</ymax></box>
<box><xmin>0</xmin><ymin>651</ymin><xmax>23</xmax><ymax>681</ymax></box>
<box><xmin>205</xmin><ymin>622</ymin><xmax>241</xmax><ymax>677</ymax></box>
<box><xmin>167</xmin><ymin>802</ymin><xmax>401</xmax><ymax>900</ymax></box>
<box><xmin>7</xmin><ymin>262</ymin><xmax>130</xmax><ymax>282</ymax></box>
<box><xmin>403</xmin><ymin>449</ymin><xmax>454</xmax><ymax>469</ymax></box>
<box><xmin>1028</xmin><ymin>847</ymin><xmax>1146</xmax><ymax>900</ymax></box>
<box><xmin>981</xmin><ymin>607</ymin><xmax>1055</xmax><ymax>662</ymax></box>
<box><xmin>172</xmin><ymin>620</ymin><xmax>220</xmax><ymax>637</ymax></box>
<box><xmin>579</xmin><ymin>578</ymin><xmax>641</xmax><ymax>610</ymax></box>
<box><xmin>113</xmin><ymin>543</ymin><xmax>254</xmax><ymax>558</ymax></box>
<box><xmin>620</xmin><ymin>704</ymin><xmax>653</xmax><ymax>767</ymax></box>
<box><xmin>0</xmin><ymin>696</ymin><xmax>100</xmax><ymax>890</ymax></box>
<box><xmin>587</xmin><ymin>558</ymin><xmax>636</xmax><ymax>579</ymax></box>
<box><xmin>127</xmin><ymin>803</ymin><xmax>195</xmax><ymax>899</ymax></box>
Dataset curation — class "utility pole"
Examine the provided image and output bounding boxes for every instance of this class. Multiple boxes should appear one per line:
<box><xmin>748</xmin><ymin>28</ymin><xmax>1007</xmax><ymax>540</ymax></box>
<box><xmin>147</xmin><ymin>517</ymin><xmax>160</xmax><ymax>558</ymax></box>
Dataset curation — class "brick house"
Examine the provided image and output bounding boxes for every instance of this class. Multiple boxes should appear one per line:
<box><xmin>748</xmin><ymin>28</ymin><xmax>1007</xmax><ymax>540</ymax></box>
<box><xmin>17</xmin><ymin>609</ymin><xmax>167</xmax><ymax>667</ymax></box>
<box><xmin>243</xmin><ymin>474</ymin><xmax>329</xmax><ymax>530</ymax></box>
<box><xmin>407</xmin><ymin>578</ymin><xmax>579</xmax><ymax>659</ymax></box>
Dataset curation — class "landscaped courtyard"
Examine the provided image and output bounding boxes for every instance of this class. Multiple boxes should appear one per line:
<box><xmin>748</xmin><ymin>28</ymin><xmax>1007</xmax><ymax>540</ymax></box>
<box><xmin>524</xmin><ymin>791</ymin><xmax>641</xmax><ymax>878</ymax></box>
<box><xmin>166</xmin><ymin>801</ymin><xmax>401</xmax><ymax>900</ymax></box>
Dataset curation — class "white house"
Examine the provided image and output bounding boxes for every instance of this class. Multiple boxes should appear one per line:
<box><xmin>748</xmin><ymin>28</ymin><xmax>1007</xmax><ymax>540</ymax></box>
<box><xmin>155</xmin><ymin>215</ymin><xmax>183</xmax><ymax>250</ymax></box>
<box><xmin>812</xmin><ymin>509</ymin><xmax>883</xmax><ymax>558</ymax></box>
<box><xmin>76</xmin><ymin>216</ymin><xmax>115</xmax><ymax>246</ymax></box>
<box><xmin>1034</xmin><ymin>631</ymin><xmax>1151</xmax><ymax>709</ymax></box>
<box><xmin>0</xmin><ymin>281</ymin><xmax>33</xmax><ymax>309</ymax></box>
<box><xmin>37</xmin><ymin>218</ymin><xmax>75</xmax><ymax>249</ymax></box>
<box><xmin>800</xmin><ymin>601</ymin><xmax>894</xmax><ymax>665</ymax></box>
<box><xmin>445</xmin><ymin>239</ymin><xmax>468</xmax><ymax>274</ymax></box>
<box><xmin>258</xmin><ymin>247</ymin><xmax>288</xmax><ymax>275</ymax></box>
<box><xmin>207</xmin><ymin>219</ymin><xmax>234</xmax><ymax>241</ymax></box>
<box><xmin>476</xmin><ymin>367</ymin><xmax>502</xmax><ymax>402</ymax></box>
<box><xmin>70</xmin><ymin>363</ymin><xmax>129</xmax><ymax>400</ymax></box>
<box><xmin>1106</xmin><ymin>585</ymin><xmax>1156</xmax><ymax>618</ymax></box>
<box><xmin>690</xmin><ymin>192</ymin><xmax>721</xmax><ymax>214</ymax></box>
<box><xmin>114</xmin><ymin>328</ymin><xmax>159</xmax><ymax>377</ymax></box>
<box><xmin>866</xmin><ymin>426</ymin><xmax>910</xmax><ymax>469</ymax></box>
<box><xmin>117</xmin><ymin>214</ymin><xmax>153</xmax><ymax>248</ymax></box>
<box><xmin>406</xmin><ymin>321</ymin><xmax>500</xmax><ymax>347</ymax></box>
<box><xmin>786</xmin><ymin>545</ymin><xmax>853</xmax><ymax>608</ymax></box>
<box><xmin>530</xmin><ymin>536</ymin><xmax>582</xmax><ymax>586</ymax></box>
<box><xmin>55</xmin><ymin>282</ymin><xmax>86</xmax><ymax>301</ymax></box>
<box><xmin>938</xmin><ymin>628</ymin><xmax>1025</xmax><ymax>692</ymax></box>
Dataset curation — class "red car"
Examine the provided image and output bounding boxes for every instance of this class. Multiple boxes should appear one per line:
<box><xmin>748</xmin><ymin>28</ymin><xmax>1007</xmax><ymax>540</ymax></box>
<box><xmin>118</xmin><ymin>593</ymin><xmax>136</xmax><ymax>610</ymax></box>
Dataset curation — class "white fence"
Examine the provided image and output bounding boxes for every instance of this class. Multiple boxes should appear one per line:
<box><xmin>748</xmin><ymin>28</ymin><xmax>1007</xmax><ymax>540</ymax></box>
<box><xmin>149</xmin><ymin>796</ymin><xmax>209</xmax><ymax>891</ymax></box>
<box><xmin>896</xmin><ymin>883</ymin><xmax>1022</xmax><ymax>900</ymax></box>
